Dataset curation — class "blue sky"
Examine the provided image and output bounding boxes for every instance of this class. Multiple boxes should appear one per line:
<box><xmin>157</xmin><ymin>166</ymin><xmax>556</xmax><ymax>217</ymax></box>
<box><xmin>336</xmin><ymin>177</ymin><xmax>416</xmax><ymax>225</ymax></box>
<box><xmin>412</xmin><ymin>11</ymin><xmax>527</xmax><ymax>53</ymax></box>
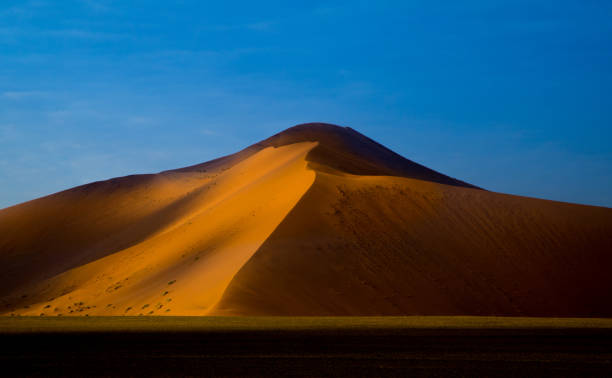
<box><xmin>1</xmin><ymin>0</ymin><xmax>611</xmax><ymax>208</ymax></box>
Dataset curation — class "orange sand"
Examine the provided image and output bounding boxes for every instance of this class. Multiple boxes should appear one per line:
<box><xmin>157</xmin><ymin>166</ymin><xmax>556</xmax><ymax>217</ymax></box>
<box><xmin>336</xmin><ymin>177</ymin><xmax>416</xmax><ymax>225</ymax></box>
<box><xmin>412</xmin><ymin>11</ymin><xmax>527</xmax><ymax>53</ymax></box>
<box><xmin>0</xmin><ymin>142</ymin><xmax>316</xmax><ymax>315</ymax></box>
<box><xmin>1</xmin><ymin>123</ymin><xmax>611</xmax><ymax>316</ymax></box>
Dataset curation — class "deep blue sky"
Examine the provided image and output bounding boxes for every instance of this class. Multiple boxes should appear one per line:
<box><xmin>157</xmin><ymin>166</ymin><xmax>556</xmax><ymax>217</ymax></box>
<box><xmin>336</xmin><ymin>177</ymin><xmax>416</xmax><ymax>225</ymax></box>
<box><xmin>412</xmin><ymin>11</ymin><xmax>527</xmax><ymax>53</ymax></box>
<box><xmin>1</xmin><ymin>1</ymin><xmax>611</xmax><ymax>208</ymax></box>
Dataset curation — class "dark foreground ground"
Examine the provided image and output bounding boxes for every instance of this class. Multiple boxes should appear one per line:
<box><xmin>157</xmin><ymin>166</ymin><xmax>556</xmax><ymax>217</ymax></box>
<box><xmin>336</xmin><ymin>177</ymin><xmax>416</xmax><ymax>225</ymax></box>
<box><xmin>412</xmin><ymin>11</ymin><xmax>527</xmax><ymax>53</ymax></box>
<box><xmin>1</xmin><ymin>317</ymin><xmax>611</xmax><ymax>377</ymax></box>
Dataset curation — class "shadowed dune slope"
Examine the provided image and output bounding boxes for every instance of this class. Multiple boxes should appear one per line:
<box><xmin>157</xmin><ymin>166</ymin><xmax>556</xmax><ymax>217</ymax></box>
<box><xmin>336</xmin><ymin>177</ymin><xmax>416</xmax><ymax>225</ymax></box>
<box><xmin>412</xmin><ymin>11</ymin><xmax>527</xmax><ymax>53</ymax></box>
<box><xmin>1</xmin><ymin>123</ymin><xmax>611</xmax><ymax>317</ymax></box>
<box><xmin>212</xmin><ymin>172</ymin><xmax>612</xmax><ymax>317</ymax></box>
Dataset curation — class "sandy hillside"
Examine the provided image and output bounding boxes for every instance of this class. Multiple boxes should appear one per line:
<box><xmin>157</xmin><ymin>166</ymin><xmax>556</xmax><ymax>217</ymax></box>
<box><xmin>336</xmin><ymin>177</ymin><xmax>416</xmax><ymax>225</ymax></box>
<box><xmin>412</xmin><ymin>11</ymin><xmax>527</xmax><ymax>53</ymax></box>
<box><xmin>1</xmin><ymin>123</ymin><xmax>611</xmax><ymax>316</ymax></box>
<box><xmin>0</xmin><ymin>142</ymin><xmax>316</xmax><ymax>315</ymax></box>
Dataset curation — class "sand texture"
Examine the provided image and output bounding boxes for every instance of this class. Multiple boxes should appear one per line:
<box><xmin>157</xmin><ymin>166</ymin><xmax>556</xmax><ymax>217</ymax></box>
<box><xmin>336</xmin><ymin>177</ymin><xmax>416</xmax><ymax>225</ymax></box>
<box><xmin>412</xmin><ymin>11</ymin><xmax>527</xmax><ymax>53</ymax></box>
<box><xmin>1</xmin><ymin>123</ymin><xmax>611</xmax><ymax>316</ymax></box>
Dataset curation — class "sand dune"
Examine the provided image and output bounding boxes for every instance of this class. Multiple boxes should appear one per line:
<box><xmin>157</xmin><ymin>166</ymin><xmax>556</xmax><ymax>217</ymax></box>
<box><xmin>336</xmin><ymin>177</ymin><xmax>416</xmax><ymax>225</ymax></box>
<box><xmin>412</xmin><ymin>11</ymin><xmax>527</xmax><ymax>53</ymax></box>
<box><xmin>1</xmin><ymin>123</ymin><xmax>611</xmax><ymax>316</ymax></box>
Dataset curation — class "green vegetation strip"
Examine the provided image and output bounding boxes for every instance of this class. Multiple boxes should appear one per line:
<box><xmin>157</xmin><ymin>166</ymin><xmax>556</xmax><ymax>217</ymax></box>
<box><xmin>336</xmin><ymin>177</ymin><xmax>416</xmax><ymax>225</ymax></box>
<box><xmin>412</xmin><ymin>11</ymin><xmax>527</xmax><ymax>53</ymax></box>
<box><xmin>1</xmin><ymin>316</ymin><xmax>612</xmax><ymax>333</ymax></box>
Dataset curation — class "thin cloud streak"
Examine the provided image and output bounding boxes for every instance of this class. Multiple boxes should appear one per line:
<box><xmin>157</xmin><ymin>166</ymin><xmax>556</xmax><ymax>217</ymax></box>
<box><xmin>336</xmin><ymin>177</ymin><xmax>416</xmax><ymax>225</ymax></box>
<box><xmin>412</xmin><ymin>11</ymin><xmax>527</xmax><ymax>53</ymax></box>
<box><xmin>2</xmin><ymin>90</ymin><xmax>48</xmax><ymax>99</ymax></box>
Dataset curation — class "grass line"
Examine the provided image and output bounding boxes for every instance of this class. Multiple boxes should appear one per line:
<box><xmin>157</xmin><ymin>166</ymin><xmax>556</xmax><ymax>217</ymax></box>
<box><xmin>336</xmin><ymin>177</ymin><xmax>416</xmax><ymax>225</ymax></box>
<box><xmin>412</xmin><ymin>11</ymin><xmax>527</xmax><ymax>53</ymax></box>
<box><xmin>1</xmin><ymin>316</ymin><xmax>612</xmax><ymax>334</ymax></box>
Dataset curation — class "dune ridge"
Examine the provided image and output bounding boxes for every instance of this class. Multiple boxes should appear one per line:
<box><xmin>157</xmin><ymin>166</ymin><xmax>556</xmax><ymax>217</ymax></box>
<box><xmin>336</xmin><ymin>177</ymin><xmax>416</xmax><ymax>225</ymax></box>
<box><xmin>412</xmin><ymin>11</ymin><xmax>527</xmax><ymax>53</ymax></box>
<box><xmin>1</xmin><ymin>123</ymin><xmax>611</xmax><ymax>317</ymax></box>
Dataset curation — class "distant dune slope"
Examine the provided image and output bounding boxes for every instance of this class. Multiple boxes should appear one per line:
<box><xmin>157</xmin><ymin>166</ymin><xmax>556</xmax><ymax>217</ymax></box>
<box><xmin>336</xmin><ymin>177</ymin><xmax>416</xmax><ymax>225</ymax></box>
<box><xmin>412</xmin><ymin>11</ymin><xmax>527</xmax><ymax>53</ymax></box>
<box><xmin>1</xmin><ymin>123</ymin><xmax>611</xmax><ymax>316</ymax></box>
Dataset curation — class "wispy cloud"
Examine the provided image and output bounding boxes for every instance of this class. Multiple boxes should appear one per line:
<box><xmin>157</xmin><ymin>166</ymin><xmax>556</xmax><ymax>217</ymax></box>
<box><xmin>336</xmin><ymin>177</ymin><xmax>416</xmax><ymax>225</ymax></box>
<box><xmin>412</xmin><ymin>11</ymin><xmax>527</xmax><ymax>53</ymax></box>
<box><xmin>207</xmin><ymin>20</ymin><xmax>275</xmax><ymax>32</ymax></box>
<box><xmin>78</xmin><ymin>0</ymin><xmax>109</xmax><ymax>12</ymax></box>
<box><xmin>46</xmin><ymin>102</ymin><xmax>109</xmax><ymax>124</ymax></box>
<box><xmin>2</xmin><ymin>90</ymin><xmax>48</xmax><ymax>100</ymax></box>
<box><xmin>131</xmin><ymin>46</ymin><xmax>276</xmax><ymax>68</ymax></box>
<box><xmin>0</xmin><ymin>1</ymin><xmax>48</xmax><ymax>18</ymax></box>
<box><xmin>0</xmin><ymin>26</ymin><xmax>127</xmax><ymax>41</ymax></box>
<box><xmin>245</xmin><ymin>21</ymin><xmax>274</xmax><ymax>31</ymax></box>
<box><xmin>125</xmin><ymin>116</ymin><xmax>157</xmax><ymax>127</ymax></box>
<box><xmin>40</xmin><ymin>140</ymin><xmax>83</xmax><ymax>153</ymax></box>
<box><xmin>43</xmin><ymin>29</ymin><xmax>125</xmax><ymax>40</ymax></box>
<box><xmin>0</xmin><ymin>124</ymin><xmax>20</xmax><ymax>142</ymax></box>
<box><xmin>200</xmin><ymin>128</ymin><xmax>222</xmax><ymax>136</ymax></box>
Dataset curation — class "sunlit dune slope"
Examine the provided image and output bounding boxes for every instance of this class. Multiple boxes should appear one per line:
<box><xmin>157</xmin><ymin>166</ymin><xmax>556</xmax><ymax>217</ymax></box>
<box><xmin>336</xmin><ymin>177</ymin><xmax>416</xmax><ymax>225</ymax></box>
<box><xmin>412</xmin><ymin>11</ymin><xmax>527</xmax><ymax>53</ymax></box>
<box><xmin>0</xmin><ymin>142</ymin><xmax>316</xmax><ymax>315</ymax></box>
<box><xmin>1</xmin><ymin>123</ymin><xmax>611</xmax><ymax>317</ymax></box>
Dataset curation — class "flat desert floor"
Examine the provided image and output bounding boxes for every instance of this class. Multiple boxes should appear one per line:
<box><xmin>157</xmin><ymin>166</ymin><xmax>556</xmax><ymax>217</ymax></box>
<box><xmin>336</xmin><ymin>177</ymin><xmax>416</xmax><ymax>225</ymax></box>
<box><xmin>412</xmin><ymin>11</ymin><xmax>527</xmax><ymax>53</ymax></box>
<box><xmin>1</xmin><ymin>316</ymin><xmax>612</xmax><ymax>377</ymax></box>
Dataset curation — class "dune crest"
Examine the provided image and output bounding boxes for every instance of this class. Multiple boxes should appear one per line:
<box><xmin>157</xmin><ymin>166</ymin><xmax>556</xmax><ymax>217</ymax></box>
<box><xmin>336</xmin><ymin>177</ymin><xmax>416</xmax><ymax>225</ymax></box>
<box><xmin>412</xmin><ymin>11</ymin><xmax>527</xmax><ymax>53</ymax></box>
<box><xmin>1</xmin><ymin>123</ymin><xmax>611</xmax><ymax>317</ymax></box>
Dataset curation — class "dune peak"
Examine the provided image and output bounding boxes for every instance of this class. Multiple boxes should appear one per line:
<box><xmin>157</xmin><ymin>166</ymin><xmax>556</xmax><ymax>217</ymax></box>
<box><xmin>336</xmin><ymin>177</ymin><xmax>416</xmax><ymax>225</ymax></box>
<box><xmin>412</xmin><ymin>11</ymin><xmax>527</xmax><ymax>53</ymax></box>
<box><xmin>253</xmin><ymin>123</ymin><xmax>478</xmax><ymax>188</ymax></box>
<box><xmin>176</xmin><ymin>122</ymin><xmax>478</xmax><ymax>188</ymax></box>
